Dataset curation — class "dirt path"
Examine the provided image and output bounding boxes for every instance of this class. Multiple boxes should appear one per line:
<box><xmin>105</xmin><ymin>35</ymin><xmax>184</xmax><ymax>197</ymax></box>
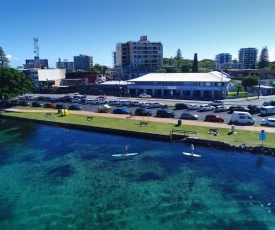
<box><xmin>9</xmin><ymin>108</ymin><xmax>275</xmax><ymax>134</ymax></box>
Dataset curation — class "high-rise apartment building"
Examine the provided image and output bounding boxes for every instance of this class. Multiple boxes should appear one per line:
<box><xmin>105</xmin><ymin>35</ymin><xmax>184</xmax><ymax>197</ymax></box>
<box><xmin>215</xmin><ymin>53</ymin><xmax>232</xmax><ymax>69</ymax></box>
<box><xmin>56</xmin><ymin>59</ymin><xmax>74</xmax><ymax>71</ymax></box>
<box><xmin>73</xmin><ymin>54</ymin><xmax>93</xmax><ymax>71</ymax></box>
<box><xmin>238</xmin><ymin>48</ymin><xmax>258</xmax><ymax>69</ymax></box>
<box><xmin>115</xmin><ymin>36</ymin><xmax>163</xmax><ymax>79</ymax></box>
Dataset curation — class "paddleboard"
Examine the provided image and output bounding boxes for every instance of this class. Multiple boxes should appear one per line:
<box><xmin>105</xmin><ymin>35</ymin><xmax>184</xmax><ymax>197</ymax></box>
<box><xmin>112</xmin><ymin>153</ymin><xmax>138</xmax><ymax>157</ymax></box>
<box><xmin>182</xmin><ymin>152</ymin><xmax>201</xmax><ymax>157</ymax></box>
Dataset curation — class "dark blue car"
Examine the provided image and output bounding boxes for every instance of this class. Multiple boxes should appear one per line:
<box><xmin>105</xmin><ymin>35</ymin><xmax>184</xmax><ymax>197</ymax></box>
<box><xmin>113</xmin><ymin>108</ymin><xmax>129</xmax><ymax>114</ymax></box>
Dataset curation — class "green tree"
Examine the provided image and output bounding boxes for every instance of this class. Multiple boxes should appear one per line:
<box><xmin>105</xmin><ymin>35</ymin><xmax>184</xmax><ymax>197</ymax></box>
<box><xmin>166</xmin><ymin>67</ymin><xmax>180</xmax><ymax>73</ymax></box>
<box><xmin>157</xmin><ymin>68</ymin><xmax>166</xmax><ymax>73</ymax></box>
<box><xmin>258</xmin><ymin>46</ymin><xmax>269</xmax><ymax>69</ymax></box>
<box><xmin>0</xmin><ymin>47</ymin><xmax>9</xmax><ymax>67</ymax></box>
<box><xmin>181</xmin><ymin>64</ymin><xmax>191</xmax><ymax>73</ymax></box>
<box><xmin>91</xmin><ymin>63</ymin><xmax>104</xmax><ymax>73</ymax></box>
<box><xmin>175</xmin><ymin>49</ymin><xmax>182</xmax><ymax>60</ymax></box>
<box><xmin>192</xmin><ymin>53</ymin><xmax>198</xmax><ymax>73</ymax></box>
<box><xmin>163</xmin><ymin>58</ymin><xmax>170</xmax><ymax>66</ymax></box>
<box><xmin>0</xmin><ymin>67</ymin><xmax>35</xmax><ymax>104</ymax></box>
<box><xmin>235</xmin><ymin>85</ymin><xmax>244</xmax><ymax>95</ymax></box>
<box><xmin>241</xmin><ymin>75</ymin><xmax>259</xmax><ymax>88</ymax></box>
<box><xmin>270</xmin><ymin>64</ymin><xmax>275</xmax><ymax>70</ymax></box>
<box><xmin>57</xmin><ymin>58</ymin><xmax>63</xmax><ymax>69</ymax></box>
<box><xmin>199</xmin><ymin>59</ymin><xmax>215</xmax><ymax>69</ymax></box>
<box><xmin>233</xmin><ymin>58</ymin><xmax>238</xmax><ymax>64</ymax></box>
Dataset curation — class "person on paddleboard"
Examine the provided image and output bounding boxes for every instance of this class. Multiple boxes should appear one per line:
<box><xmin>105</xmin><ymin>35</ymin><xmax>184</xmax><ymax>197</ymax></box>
<box><xmin>122</xmin><ymin>145</ymin><xmax>128</xmax><ymax>156</ymax></box>
<box><xmin>190</xmin><ymin>144</ymin><xmax>194</xmax><ymax>156</ymax></box>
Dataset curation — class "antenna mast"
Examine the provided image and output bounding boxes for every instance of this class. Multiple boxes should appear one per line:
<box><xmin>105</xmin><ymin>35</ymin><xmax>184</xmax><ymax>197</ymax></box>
<box><xmin>33</xmin><ymin>37</ymin><xmax>40</xmax><ymax>68</ymax></box>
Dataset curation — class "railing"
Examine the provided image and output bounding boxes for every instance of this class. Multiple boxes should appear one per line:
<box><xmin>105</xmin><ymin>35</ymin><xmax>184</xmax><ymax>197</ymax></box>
<box><xmin>170</xmin><ymin>129</ymin><xmax>197</xmax><ymax>141</ymax></box>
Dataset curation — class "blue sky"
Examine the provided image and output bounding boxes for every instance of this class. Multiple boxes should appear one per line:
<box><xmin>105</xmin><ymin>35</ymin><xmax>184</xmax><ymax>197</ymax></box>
<box><xmin>2</xmin><ymin>0</ymin><xmax>275</xmax><ymax>68</ymax></box>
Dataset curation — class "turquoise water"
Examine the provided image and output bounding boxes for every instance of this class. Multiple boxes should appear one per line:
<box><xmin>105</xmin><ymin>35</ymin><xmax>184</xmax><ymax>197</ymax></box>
<box><xmin>0</xmin><ymin>119</ymin><xmax>275</xmax><ymax>229</ymax></box>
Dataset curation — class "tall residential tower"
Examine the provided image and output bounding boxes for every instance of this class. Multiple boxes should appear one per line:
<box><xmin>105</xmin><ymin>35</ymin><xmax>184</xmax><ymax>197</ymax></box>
<box><xmin>115</xmin><ymin>36</ymin><xmax>163</xmax><ymax>79</ymax></box>
<box><xmin>238</xmin><ymin>48</ymin><xmax>258</xmax><ymax>69</ymax></box>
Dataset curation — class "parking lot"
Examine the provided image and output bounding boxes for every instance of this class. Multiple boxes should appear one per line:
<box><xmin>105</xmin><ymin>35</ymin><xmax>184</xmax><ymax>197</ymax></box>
<box><xmin>4</xmin><ymin>94</ymin><xmax>275</xmax><ymax>126</ymax></box>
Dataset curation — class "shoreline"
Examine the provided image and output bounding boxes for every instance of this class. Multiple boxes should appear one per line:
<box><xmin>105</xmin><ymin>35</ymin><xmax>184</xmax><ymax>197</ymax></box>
<box><xmin>1</xmin><ymin>111</ymin><xmax>275</xmax><ymax>156</ymax></box>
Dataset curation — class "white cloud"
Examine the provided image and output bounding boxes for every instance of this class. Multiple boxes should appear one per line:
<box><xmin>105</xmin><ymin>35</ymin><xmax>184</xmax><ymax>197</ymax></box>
<box><xmin>6</xmin><ymin>54</ymin><xmax>19</xmax><ymax>61</ymax></box>
<box><xmin>270</xmin><ymin>47</ymin><xmax>275</xmax><ymax>62</ymax></box>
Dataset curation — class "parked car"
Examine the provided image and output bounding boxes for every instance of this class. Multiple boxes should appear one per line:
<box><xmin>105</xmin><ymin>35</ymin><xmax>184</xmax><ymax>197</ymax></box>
<box><xmin>68</xmin><ymin>104</ymin><xmax>82</xmax><ymax>110</ymax></box>
<box><xmin>44</xmin><ymin>102</ymin><xmax>56</xmax><ymax>108</ymax></box>
<box><xmin>109</xmin><ymin>100</ymin><xmax>121</xmax><ymax>106</ymax></box>
<box><xmin>18</xmin><ymin>100</ymin><xmax>30</xmax><ymax>106</ymax></box>
<box><xmin>228</xmin><ymin>105</ymin><xmax>249</xmax><ymax>113</ymax></box>
<box><xmin>247</xmin><ymin>105</ymin><xmax>260</xmax><ymax>114</ymax></box>
<box><xmin>73</xmin><ymin>94</ymin><xmax>86</xmax><ymax>99</ymax></box>
<box><xmin>90</xmin><ymin>99</ymin><xmax>108</xmax><ymax>105</ymax></box>
<box><xmin>71</xmin><ymin>98</ymin><xmax>83</xmax><ymax>103</ymax></box>
<box><xmin>9</xmin><ymin>100</ymin><xmax>20</xmax><ymax>106</ymax></box>
<box><xmin>187</xmin><ymin>104</ymin><xmax>199</xmax><ymax>110</ymax></box>
<box><xmin>205</xmin><ymin>114</ymin><xmax>224</xmax><ymax>122</ymax></box>
<box><xmin>230</xmin><ymin>111</ymin><xmax>255</xmax><ymax>125</ymax></box>
<box><xmin>199</xmin><ymin>104</ymin><xmax>214</xmax><ymax>111</ymax></box>
<box><xmin>262</xmin><ymin>118</ymin><xmax>275</xmax><ymax>126</ymax></box>
<box><xmin>149</xmin><ymin>102</ymin><xmax>166</xmax><ymax>108</ymax></box>
<box><xmin>56</xmin><ymin>104</ymin><xmax>68</xmax><ymax>109</ymax></box>
<box><xmin>180</xmin><ymin>111</ymin><xmax>198</xmax><ymax>120</ymax></box>
<box><xmin>156</xmin><ymin>109</ymin><xmax>175</xmax><ymax>118</ymax></box>
<box><xmin>97</xmin><ymin>95</ymin><xmax>107</xmax><ymax>100</ymax></box>
<box><xmin>119</xmin><ymin>100</ymin><xmax>131</xmax><ymax>106</ymax></box>
<box><xmin>135</xmin><ymin>108</ymin><xmax>152</xmax><ymax>116</ymax></box>
<box><xmin>32</xmin><ymin>101</ymin><xmax>44</xmax><ymax>107</ymax></box>
<box><xmin>59</xmin><ymin>96</ymin><xmax>73</xmax><ymax>102</ymax></box>
<box><xmin>97</xmin><ymin>104</ymin><xmax>112</xmax><ymax>113</ymax></box>
<box><xmin>263</xmin><ymin>100</ymin><xmax>275</xmax><ymax>106</ymax></box>
<box><xmin>129</xmin><ymin>101</ymin><xmax>141</xmax><ymax>107</ymax></box>
<box><xmin>140</xmin><ymin>102</ymin><xmax>152</xmax><ymax>107</ymax></box>
<box><xmin>208</xmin><ymin>100</ymin><xmax>224</xmax><ymax>106</ymax></box>
<box><xmin>113</xmin><ymin>108</ymin><xmax>130</xmax><ymax>114</ymax></box>
<box><xmin>139</xmin><ymin>93</ymin><xmax>151</xmax><ymax>98</ymax></box>
<box><xmin>214</xmin><ymin>105</ymin><xmax>228</xmax><ymax>112</ymax></box>
<box><xmin>175</xmin><ymin>102</ymin><xmax>188</xmax><ymax>110</ymax></box>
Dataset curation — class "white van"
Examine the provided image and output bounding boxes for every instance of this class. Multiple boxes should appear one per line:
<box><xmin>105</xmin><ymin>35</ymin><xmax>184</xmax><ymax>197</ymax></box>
<box><xmin>119</xmin><ymin>100</ymin><xmax>131</xmax><ymax>106</ymax></box>
<box><xmin>230</xmin><ymin>111</ymin><xmax>255</xmax><ymax>125</ymax></box>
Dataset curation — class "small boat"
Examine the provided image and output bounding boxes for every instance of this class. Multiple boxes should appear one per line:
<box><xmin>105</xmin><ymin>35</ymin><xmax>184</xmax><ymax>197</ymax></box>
<box><xmin>97</xmin><ymin>104</ymin><xmax>112</xmax><ymax>113</ymax></box>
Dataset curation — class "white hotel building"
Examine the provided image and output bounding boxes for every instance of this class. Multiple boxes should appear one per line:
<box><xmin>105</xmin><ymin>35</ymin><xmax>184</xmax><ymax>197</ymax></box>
<box><xmin>127</xmin><ymin>71</ymin><xmax>230</xmax><ymax>99</ymax></box>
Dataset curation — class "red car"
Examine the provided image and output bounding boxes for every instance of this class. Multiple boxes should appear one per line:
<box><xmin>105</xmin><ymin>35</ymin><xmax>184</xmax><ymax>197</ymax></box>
<box><xmin>205</xmin><ymin>114</ymin><xmax>224</xmax><ymax>122</ymax></box>
<box><xmin>97</xmin><ymin>95</ymin><xmax>107</xmax><ymax>100</ymax></box>
<box><xmin>44</xmin><ymin>102</ymin><xmax>56</xmax><ymax>108</ymax></box>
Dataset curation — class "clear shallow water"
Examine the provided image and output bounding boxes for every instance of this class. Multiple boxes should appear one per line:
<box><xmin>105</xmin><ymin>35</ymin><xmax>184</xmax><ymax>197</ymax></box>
<box><xmin>0</xmin><ymin>119</ymin><xmax>275</xmax><ymax>229</ymax></box>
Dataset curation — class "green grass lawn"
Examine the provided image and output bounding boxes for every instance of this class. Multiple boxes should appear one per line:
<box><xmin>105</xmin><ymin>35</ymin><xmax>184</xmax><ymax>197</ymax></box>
<box><xmin>2</xmin><ymin>111</ymin><xmax>275</xmax><ymax>149</ymax></box>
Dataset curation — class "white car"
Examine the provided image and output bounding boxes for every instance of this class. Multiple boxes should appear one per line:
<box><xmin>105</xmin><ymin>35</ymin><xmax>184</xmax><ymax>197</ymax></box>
<box><xmin>199</xmin><ymin>104</ymin><xmax>214</xmax><ymax>111</ymax></box>
<box><xmin>139</xmin><ymin>93</ymin><xmax>151</xmax><ymax>98</ymax></box>
<box><xmin>214</xmin><ymin>105</ymin><xmax>229</xmax><ymax>112</ymax></box>
<box><xmin>109</xmin><ymin>100</ymin><xmax>121</xmax><ymax>106</ymax></box>
<box><xmin>140</xmin><ymin>102</ymin><xmax>152</xmax><ymax>107</ymax></box>
<box><xmin>71</xmin><ymin>98</ymin><xmax>82</xmax><ymax>103</ymax></box>
<box><xmin>262</xmin><ymin>118</ymin><xmax>275</xmax><ymax>126</ymax></box>
<box><xmin>90</xmin><ymin>99</ymin><xmax>108</xmax><ymax>105</ymax></box>
<box><xmin>119</xmin><ymin>100</ymin><xmax>131</xmax><ymax>106</ymax></box>
<box><xmin>209</xmin><ymin>100</ymin><xmax>224</xmax><ymax>106</ymax></box>
<box><xmin>148</xmin><ymin>102</ymin><xmax>165</xmax><ymax>108</ymax></box>
<box><xmin>129</xmin><ymin>101</ymin><xmax>141</xmax><ymax>107</ymax></box>
<box><xmin>187</xmin><ymin>104</ymin><xmax>199</xmax><ymax>110</ymax></box>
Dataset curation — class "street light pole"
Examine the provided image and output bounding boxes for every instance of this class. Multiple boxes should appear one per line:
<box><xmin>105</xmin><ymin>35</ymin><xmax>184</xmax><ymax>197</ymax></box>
<box><xmin>258</xmin><ymin>73</ymin><xmax>261</xmax><ymax>99</ymax></box>
<box><xmin>220</xmin><ymin>64</ymin><xmax>223</xmax><ymax>99</ymax></box>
